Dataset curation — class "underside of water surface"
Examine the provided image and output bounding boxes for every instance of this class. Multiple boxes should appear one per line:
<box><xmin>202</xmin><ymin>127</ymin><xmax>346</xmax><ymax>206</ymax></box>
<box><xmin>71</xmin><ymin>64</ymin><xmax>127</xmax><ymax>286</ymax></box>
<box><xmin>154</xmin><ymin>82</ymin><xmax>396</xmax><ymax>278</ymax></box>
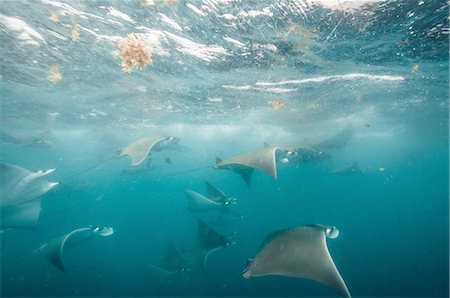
<box><xmin>0</xmin><ymin>0</ymin><xmax>449</xmax><ymax>297</ymax></box>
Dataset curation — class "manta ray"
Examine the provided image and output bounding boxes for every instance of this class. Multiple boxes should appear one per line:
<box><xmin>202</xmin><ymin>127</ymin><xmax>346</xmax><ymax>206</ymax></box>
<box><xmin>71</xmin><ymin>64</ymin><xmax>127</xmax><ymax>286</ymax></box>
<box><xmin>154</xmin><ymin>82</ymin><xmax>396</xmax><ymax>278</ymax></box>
<box><xmin>289</xmin><ymin>124</ymin><xmax>353</xmax><ymax>164</ymax></box>
<box><xmin>0</xmin><ymin>163</ymin><xmax>59</xmax><ymax>229</ymax></box>
<box><xmin>182</xmin><ymin>220</ymin><xmax>234</xmax><ymax>272</ymax></box>
<box><xmin>150</xmin><ymin>220</ymin><xmax>233</xmax><ymax>274</ymax></box>
<box><xmin>152</xmin><ymin>220</ymin><xmax>233</xmax><ymax>274</ymax></box>
<box><xmin>215</xmin><ymin>146</ymin><xmax>287</xmax><ymax>186</ymax></box>
<box><xmin>184</xmin><ymin>181</ymin><xmax>236</xmax><ymax>212</ymax></box>
<box><xmin>36</xmin><ymin>226</ymin><xmax>114</xmax><ymax>272</ymax></box>
<box><xmin>0</xmin><ymin>130</ymin><xmax>53</xmax><ymax>148</ymax></box>
<box><xmin>265</xmin><ymin>125</ymin><xmax>352</xmax><ymax>166</ymax></box>
<box><xmin>148</xmin><ymin>242</ymin><xmax>186</xmax><ymax>275</ymax></box>
<box><xmin>312</xmin><ymin>124</ymin><xmax>353</xmax><ymax>150</ymax></box>
<box><xmin>243</xmin><ymin>224</ymin><xmax>351</xmax><ymax>297</ymax></box>
<box><xmin>0</xmin><ymin>112</ymin><xmax>60</xmax><ymax>148</ymax></box>
<box><xmin>208</xmin><ymin>206</ymin><xmax>244</xmax><ymax>227</ymax></box>
<box><xmin>330</xmin><ymin>162</ymin><xmax>365</xmax><ymax>175</ymax></box>
<box><xmin>284</xmin><ymin>147</ymin><xmax>331</xmax><ymax>164</ymax></box>
<box><xmin>116</xmin><ymin>135</ymin><xmax>179</xmax><ymax>166</ymax></box>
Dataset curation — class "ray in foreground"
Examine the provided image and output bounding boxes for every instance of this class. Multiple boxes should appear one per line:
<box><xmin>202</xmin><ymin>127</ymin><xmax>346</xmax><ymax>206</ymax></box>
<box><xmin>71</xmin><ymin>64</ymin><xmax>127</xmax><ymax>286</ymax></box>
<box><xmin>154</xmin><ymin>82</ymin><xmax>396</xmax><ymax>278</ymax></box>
<box><xmin>243</xmin><ymin>225</ymin><xmax>351</xmax><ymax>297</ymax></box>
<box><xmin>36</xmin><ymin>226</ymin><xmax>114</xmax><ymax>272</ymax></box>
<box><xmin>0</xmin><ymin>163</ymin><xmax>58</xmax><ymax>229</ymax></box>
<box><xmin>215</xmin><ymin>146</ymin><xmax>287</xmax><ymax>186</ymax></box>
<box><xmin>116</xmin><ymin>135</ymin><xmax>179</xmax><ymax>166</ymax></box>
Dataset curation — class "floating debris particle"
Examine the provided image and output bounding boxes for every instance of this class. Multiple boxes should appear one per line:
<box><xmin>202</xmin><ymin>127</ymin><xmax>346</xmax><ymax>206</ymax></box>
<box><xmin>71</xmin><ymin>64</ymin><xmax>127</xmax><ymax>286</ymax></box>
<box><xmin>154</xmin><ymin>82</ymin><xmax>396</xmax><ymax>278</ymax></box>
<box><xmin>95</xmin><ymin>193</ymin><xmax>104</xmax><ymax>201</ymax></box>
<box><xmin>378</xmin><ymin>167</ymin><xmax>385</xmax><ymax>172</ymax></box>
<box><xmin>270</xmin><ymin>99</ymin><xmax>285</xmax><ymax>109</ymax></box>
<box><xmin>281</xmin><ymin>23</ymin><xmax>315</xmax><ymax>50</ymax></box>
<box><xmin>208</xmin><ymin>97</ymin><xmax>223</xmax><ymax>103</ymax></box>
<box><xmin>355</xmin><ymin>94</ymin><xmax>364</xmax><ymax>103</ymax></box>
<box><xmin>136</xmin><ymin>86</ymin><xmax>147</xmax><ymax>92</ymax></box>
<box><xmin>47</xmin><ymin>65</ymin><xmax>62</xmax><ymax>84</ymax></box>
<box><xmin>164</xmin><ymin>0</ymin><xmax>179</xmax><ymax>6</ymax></box>
<box><xmin>114</xmin><ymin>33</ymin><xmax>153</xmax><ymax>73</ymax></box>
<box><xmin>140</xmin><ymin>0</ymin><xmax>155</xmax><ymax>6</ymax></box>
<box><xmin>305</xmin><ymin>102</ymin><xmax>319</xmax><ymax>110</ymax></box>
<box><xmin>412</xmin><ymin>64</ymin><xmax>419</xmax><ymax>74</ymax></box>
<box><xmin>71</xmin><ymin>18</ymin><xmax>80</xmax><ymax>41</ymax></box>
<box><xmin>48</xmin><ymin>13</ymin><xmax>60</xmax><ymax>23</ymax></box>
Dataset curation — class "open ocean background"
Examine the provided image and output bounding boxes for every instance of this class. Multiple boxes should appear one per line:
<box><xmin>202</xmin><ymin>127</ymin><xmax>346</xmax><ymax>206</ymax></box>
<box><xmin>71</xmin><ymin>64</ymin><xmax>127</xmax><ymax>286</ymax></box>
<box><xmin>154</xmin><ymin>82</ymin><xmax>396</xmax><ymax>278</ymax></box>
<box><xmin>1</xmin><ymin>0</ymin><xmax>448</xmax><ymax>297</ymax></box>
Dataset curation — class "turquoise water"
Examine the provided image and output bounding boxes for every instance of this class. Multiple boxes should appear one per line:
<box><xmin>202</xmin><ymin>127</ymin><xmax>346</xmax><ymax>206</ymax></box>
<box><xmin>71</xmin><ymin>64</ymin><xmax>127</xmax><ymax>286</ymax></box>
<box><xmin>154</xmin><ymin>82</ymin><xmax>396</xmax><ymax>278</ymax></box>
<box><xmin>1</xmin><ymin>0</ymin><xmax>449</xmax><ymax>297</ymax></box>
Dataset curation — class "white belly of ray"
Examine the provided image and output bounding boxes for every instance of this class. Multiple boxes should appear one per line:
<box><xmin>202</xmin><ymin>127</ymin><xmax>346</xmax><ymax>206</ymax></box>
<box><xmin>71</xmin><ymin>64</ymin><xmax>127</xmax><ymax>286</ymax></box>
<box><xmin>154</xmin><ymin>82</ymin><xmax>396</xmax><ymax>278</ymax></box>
<box><xmin>1</xmin><ymin>199</ymin><xmax>41</xmax><ymax>228</ymax></box>
<box><xmin>0</xmin><ymin>163</ymin><xmax>58</xmax><ymax>229</ymax></box>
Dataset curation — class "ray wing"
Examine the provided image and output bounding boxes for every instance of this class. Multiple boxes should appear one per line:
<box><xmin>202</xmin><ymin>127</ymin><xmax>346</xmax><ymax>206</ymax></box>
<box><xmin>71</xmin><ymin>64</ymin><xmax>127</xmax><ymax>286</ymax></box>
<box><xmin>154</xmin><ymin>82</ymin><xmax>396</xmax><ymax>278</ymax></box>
<box><xmin>117</xmin><ymin>136</ymin><xmax>174</xmax><ymax>166</ymax></box>
<box><xmin>313</xmin><ymin>124</ymin><xmax>353</xmax><ymax>149</ymax></box>
<box><xmin>185</xmin><ymin>189</ymin><xmax>223</xmax><ymax>212</ymax></box>
<box><xmin>244</xmin><ymin>225</ymin><xmax>350</xmax><ymax>297</ymax></box>
<box><xmin>1</xmin><ymin>199</ymin><xmax>41</xmax><ymax>229</ymax></box>
<box><xmin>197</xmin><ymin>220</ymin><xmax>230</xmax><ymax>250</ymax></box>
<box><xmin>39</xmin><ymin>226</ymin><xmax>114</xmax><ymax>272</ymax></box>
<box><xmin>159</xmin><ymin>242</ymin><xmax>185</xmax><ymax>273</ymax></box>
<box><xmin>215</xmin><ymin>147</ymin><xmax>284</xmax><ymax>180</ymax></box>
<box><xmin>0</xmin><ymin>163</ymin><xmax>31</xmax><ymax>197</ymax></box>
<box><xmin>205</xmin><ymin>181</ymin><xmax>228</xmax><ymax>203</ymax></box>
<box><xmin>182</xmin><ymin>220</ymin><xmax>232</xmax><ymax>272</ymax></box>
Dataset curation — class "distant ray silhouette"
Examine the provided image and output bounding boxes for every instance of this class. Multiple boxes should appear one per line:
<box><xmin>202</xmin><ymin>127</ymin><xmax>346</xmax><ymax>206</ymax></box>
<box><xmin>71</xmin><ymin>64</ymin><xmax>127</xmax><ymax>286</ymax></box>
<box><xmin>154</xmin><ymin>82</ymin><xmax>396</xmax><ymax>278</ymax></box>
<box><xmin>313</xmin><ymin>124</ymin><xmax>353</xmax><ymax>150</ymax></box>
<box><xmin>182</xmin><ymin>219</ymin><xmax>233</xmax><ymax>272</ymax></box>
<box><xmin>330</xmin><ymin>162</ymin><xmax>363</xmax><ymax>175</ymax></box>
<box><xmin>243</xmin><ymin>225</ymin><xmax>350</xmax><ymax>297</ymax></box>
<box><xmin>149</xmin><ymin>242</ymin><xmax>186</xmax><ymax>275</ymax></box>
<box><xmin>268</xmin><ymin>125</ymin><xmax>353</xmax><ymax>165</ymax></box>
<box><xmin>0</xmin><ymin>112</ymin><xmax>60</xmax><ymax>148</ymax></box>
<box><xmin>209</xmin><ymin>207</ymin><xmax>244</xmax><ymax>226</ymax></box>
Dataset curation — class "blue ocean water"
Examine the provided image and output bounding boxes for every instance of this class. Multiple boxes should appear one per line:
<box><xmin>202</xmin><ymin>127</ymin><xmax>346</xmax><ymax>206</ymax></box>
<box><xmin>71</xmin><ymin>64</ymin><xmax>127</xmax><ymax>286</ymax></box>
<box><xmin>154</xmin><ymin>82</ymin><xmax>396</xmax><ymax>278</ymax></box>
<box><xmin>0</xmin><ymin>0</ymin><xmax>449</xmax><ymax>297</ymax></box>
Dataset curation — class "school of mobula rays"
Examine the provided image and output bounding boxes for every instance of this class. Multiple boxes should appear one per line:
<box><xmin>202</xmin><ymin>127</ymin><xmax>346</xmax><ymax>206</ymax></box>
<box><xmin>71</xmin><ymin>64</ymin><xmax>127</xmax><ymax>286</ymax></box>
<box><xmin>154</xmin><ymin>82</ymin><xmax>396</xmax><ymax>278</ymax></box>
<box><xmin>0</xmin><ymin>126</ymin><xmax>354</xmax><ymax>297</ymax></box>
